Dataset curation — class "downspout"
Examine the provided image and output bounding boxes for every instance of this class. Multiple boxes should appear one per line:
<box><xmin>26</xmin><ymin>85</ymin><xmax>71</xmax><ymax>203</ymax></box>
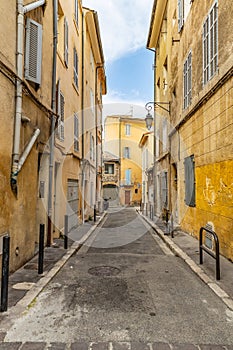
<box><xmin>95</xmin><ymin>65</ymin><xmax>102</xmax><ymax>212</ymax></box>
<box><xmin>18</xmin><ymin>128</ymin><xmax>41</xmax><ymax>172</ymax></box>
<box><xmin>47</xmin><ymin>0</ymin><xmax>58</xmax><ymax>246</ymax></box>
<box><xmin>81</xmin><ymin>11</ymin><xmax>85</xmax><ymax>223</ymax></box>
<box><xmin>23</xmin><ymin>0</ymin><xmax>45</xmax><ymax>13</ymax></box>
<box><xmin>11</xmin><ymin>0</ymin><xmax>24</xmax><ymax>194</ymax></box>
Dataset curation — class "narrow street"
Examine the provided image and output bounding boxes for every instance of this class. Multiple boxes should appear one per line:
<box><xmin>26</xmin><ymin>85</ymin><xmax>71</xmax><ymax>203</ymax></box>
<box><xmin>2</xmin><ymin>208</ymin><xmax>233</xmax><ymax>349</ymax></box>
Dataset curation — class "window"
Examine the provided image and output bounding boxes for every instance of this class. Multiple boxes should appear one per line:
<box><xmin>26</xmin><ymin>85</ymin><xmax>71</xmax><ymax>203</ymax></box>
<box><xmin>90</xmin><ymin>88</ymin><xmax>94</xmax><ymax>113</ymax></box>
<box><xmin>161</xmin><ymin>171</ymin><xmax>168</xmax><ymax>209</ymax></box>
<box><xmin>74</xmin><ymin>0</ymin><xmax>78</xmax><ymax>26</ymax></box>
<box><xmin>183</xmin><ymin>51</ymin><xmax>192</xmax><ymax>109</ymax></box>
<box><xmin>125</xmin><ymin>169</ymin><xmax>132</xmax><ymax>185</ymax></box>
<box><xmin>105</xmin><ymin>164</ymin><xmax>114</xmax><ymax>174</ymax></box>
<box><xmin>162</xmin><ymin>119</ymin><xmax>168</xmax><ymax>152</ymax></box>
<box><xmin>90</xmin><ymin>48</ymin><xmax>94</xmax><ymax>72</ymax></box>
<box><xmin>184</xmin><ymin>155</ymin><xmax>196</xmax><ymax>207</ymax></box>
<box><xmin>74</xmin><ymin>113</ymin><xmax>79</xmax><ymax>151</ymax></box>
<box><xmin>90</xmin><ymin>133</ymin><xmax>95</xmax><ymax>160</ymax></box>
<box><xmin>73</xmin><ymin>48</ymin><xmax>78</xmax><ymax>89</ymax></box>
<box><xmin>178</xmin><ymin>0</ymin><xmax>184</xmax><ymax>32</ymax></box>
<box><xmin>57</xmin><ymin>80</ymin><xmax>65</xmax><ymax>141</ymax></box>
<box><xmin>203</xmin><ymin>1</ymin><xmax>218</xmax><ymax>85</ymax></box>
<box><xmin>125</xmin><ymin>124</ymin><xmax>131</xmax><ymax>136</ymax></box>
<box><xmin>64</xmin><ymin>17</ymin><xmax>69</xmax><ymax>66</ymax></box>
<box><xmin>124</xmin><ymin>147</ymin><xmax>130</xmax><ymax>159</ymax></box>
<box><xmin>25</xmin><ymin>18</ymin><xmax>42</xmax><ymax>84</ymax></box>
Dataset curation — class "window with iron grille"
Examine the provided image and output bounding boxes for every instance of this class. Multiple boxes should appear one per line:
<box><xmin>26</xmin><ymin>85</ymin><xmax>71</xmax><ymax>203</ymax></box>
<box><xmin>64</xmin><ymin>17</ymin><xmax>69</xmax><ymax>67</ymax></box>
<box><xmin>183</xmin><ymin>51</ymin><xmax>192</xmax><ymax>109</ymax></box>
<box><xmin>25</xmin><ymin>18</ymin><xmax>42</xmax><ymax>84</ymax></box>
<box><xmin>203</xmin><ymin>1</ymin><xmax>218</xmax><ymax>85</ymax></box>
<box><xmin>73</xmin><ymin>47</ymin><xmax>78</xmax><ymax>89</ymax></box>
<box><xmin>74</xmin><ymin>113</ymin><xmax>79</xmax><ymax>151</ymax></box>
<box><xmin>184</xmin><ymin>155</ymin><xmax>196</xmax><ymax>207</ymax></box>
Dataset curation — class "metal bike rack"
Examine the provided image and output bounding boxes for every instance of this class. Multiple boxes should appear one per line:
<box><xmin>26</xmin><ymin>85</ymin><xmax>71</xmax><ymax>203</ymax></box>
<box><xmin>199</xmin><ymin>226</ymin><xmax>220</xmax><ymax>280</ymax></box>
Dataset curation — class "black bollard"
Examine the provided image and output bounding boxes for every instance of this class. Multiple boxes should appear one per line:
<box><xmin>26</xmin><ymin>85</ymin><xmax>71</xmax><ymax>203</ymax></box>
<box><xmin>64</xmin><ymin>215</ymin><xmax>68</xmax><ymax>249</ymax></box>
<box><xmin>1</xmin><ymin>235</ymin><xmax>10</xmax><ymax>312</ymax></box>
<box><xmin>38</xmin><ymin>224</ymin><xmax>45</xmax><ymax>275</ymax></box>
<box><xmin>94</xmin><ymin>205</ymin><xmax>96</xmax><ymax>222</ymax></box>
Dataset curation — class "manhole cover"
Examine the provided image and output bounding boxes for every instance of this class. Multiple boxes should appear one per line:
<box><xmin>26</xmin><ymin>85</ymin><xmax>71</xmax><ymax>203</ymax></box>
<box><xmin>88</xmin><ymin>266</ymin><xmax>121</xmax><ymax>277</ymax></box>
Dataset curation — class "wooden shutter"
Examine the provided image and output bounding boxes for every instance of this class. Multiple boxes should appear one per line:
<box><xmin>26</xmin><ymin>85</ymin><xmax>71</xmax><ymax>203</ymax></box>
<box><xmin>25</xmin><ymin>18</ymin><xmax>42</xmax><ymax>84</ymax></box>
<box><xmin>74</xmin><ymin>114</ymin><xmax>79</xmax><ymax>151</ymax></box>
<box><xmin>184</xmin><ymin>155</ymin><xmax>195</xmax><ymax>207</ymax></box>
<box><xmin>64</xmin><ymin>17</ymin><xmax>69</xmax><ymax>66</ymax></box>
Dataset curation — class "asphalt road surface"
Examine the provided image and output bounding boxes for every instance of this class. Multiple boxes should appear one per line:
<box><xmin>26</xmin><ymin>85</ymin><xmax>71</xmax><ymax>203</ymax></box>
<box><xmin>4</xmin><ymin>208</ymin><xmax>233</xmax><ymax>347</ymax></box>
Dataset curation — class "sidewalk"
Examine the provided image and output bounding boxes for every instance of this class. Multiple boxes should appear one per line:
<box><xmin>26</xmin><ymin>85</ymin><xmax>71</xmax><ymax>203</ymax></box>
<box><xmin>1</xmin><ymin>214</ymin><xmax>106</xmax><ymax>312</ymax></box>
<box><xmin>140</xmin><ymin>211</ymin><xmax>233</xmax><ymax>311</ymax></box>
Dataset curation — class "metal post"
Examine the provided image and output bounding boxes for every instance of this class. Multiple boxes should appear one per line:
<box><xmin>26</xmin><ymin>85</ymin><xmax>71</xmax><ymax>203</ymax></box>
<box><xmin>38</xmin><ymin>224</ymin><xmax>44</xmax><ymax>275</ymax></box>
<box><xmin>1</xmin><ymin>235</ymin><xmax>10</xmax><ymax>312</ymax></box>
<box><xmin>64</xmin><ymin>215</ymin><xmax>68</xmax><ymax>249</ymax></box>
<box><xmin>94</xmin><ymin>204</ymin><xmax>96</xmax><ymax>222</ymax></box>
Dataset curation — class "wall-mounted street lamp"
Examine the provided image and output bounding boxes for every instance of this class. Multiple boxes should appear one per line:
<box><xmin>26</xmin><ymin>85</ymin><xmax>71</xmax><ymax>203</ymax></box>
<box><xmin>145</xmin><ymin>101</ymin><xmax>170</xmax><ymax>130</ymax></box>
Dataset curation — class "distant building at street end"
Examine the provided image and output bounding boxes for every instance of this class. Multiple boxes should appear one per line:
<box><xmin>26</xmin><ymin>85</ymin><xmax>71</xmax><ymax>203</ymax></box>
<box><xmin>102</xmin><ymin>151</ymin><xmax>120</xmax><ymax>207</ymax></box>
<box><xmin>104</xmin><ymin>115</ymin><xmax>148</xmax><ymax>206</ymax></box>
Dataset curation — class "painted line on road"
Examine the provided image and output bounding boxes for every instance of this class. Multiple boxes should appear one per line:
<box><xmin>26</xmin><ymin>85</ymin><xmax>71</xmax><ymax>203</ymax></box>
<box><xmin>138</xmin><ymin>211</ymin><xmax>233</xmax><ymax>311</ymax></box>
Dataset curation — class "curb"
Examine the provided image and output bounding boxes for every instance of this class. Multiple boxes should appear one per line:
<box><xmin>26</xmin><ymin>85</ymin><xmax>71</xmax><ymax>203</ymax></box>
<box><xmin>138</xmin><ymin>211</ymin><xmax>233</xmax><ymax>311</ymax></box>
<box><xmin>11</xmin><ymin>212</ymin><xmax>107</xmax><ymax>312</ymax></box>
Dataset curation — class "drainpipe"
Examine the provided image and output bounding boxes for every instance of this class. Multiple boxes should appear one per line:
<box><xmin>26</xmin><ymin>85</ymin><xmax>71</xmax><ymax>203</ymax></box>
<box><xmin>23</xmin><ymin>0</ymin><xmax>45</xmax><ymax>13</ymax></box>
<box><xmin>18</xmin><ymin>128</ymin><xmax>41</xmax><ymax>172</ymax></box>
<box><xmin>47</xmin><ymin>0</ymin><xmax>58</xmax><ymax>246</ymax></box>
<box><xmin>11</xmin><ymin>0</ymin><xmax>24</xmax><ymax>194</ymax></box>
<box><xmin>95</xmin><ymin>65</ymin><xmax>103</xmax><ymax>213</ymax></box>
<box><xmin>81</xmin><ymin>11</ymin><xmax>85</xmax><ymax>223</ymax></box>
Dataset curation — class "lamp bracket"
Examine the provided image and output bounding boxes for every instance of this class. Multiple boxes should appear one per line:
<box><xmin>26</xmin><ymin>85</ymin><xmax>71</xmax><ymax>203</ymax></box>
<box><xmin>145</xmin><ymin>101</ymin><xmax>170</xmax><ymax>114</ymax></box>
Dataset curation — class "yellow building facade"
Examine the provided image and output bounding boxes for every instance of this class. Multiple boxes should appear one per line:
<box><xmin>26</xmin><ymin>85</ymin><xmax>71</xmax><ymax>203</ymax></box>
<box><xmin>148</xmin><ymin>0</ymin><xmax>233</xmax><ymax>260</ymax></box>
<box><xmin>0</xmin><ymin>1</ymin><xmax>106</xmax><ymax>272</ymax></box>
<box><xmin>104</xmin><ymin>116</ymin><xmax>148</xmax><ymax>206</ymax></box>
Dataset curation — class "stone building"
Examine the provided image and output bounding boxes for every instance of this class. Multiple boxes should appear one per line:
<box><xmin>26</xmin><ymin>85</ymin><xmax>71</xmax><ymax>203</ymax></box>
<box><xmin>102</xmin><ymin>151</ymin><xmax>120</xmax><ymax>207</ymax></box>
<box><xmin>0</xmin><ymin>1</ymin><xmax>106</xmax><ymax>272</ymax></box>
<box><xmin>147</xmin><ymin>0</ymin><xmax>233</xmax><ymax>260</ymax></box>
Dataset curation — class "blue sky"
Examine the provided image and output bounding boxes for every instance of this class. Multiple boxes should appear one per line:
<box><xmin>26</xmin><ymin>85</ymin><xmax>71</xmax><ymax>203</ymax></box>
<box><xmin>82</xmin><ymin>0</ymin><xmax>155</xmax><ymax>117</ymax></box>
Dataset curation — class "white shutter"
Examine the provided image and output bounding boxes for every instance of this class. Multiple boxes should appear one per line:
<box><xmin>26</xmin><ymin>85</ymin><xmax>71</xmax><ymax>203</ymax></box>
<box><xmin>25</xmin><ymin>18</ymin><xmax>42</xmax><ymax>84</ymax></box>
<box><xmin>64</xmin><ymin>17</ymin><xmax>69</xmax><ymax>66</ymax></box>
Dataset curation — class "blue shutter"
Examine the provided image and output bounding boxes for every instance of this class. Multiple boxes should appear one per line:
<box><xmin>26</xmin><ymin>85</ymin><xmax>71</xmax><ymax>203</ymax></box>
<box><xmin>184</xmin><ymin>155</ymin><xmax>195</xmax><ymax>207</ymax></box>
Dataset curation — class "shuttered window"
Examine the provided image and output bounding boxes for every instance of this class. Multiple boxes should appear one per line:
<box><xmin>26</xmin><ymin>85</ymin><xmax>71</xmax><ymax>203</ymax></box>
<box><xmin>184</xmin><ymin>155</ymin><xmax>196</xmax><ymax>207</ymax></box>
<box><xmin>74</xmin><ymin>0</ymin><xmax>79</xmax><ymax>26</ymax></box>
<box><xmin>56</xmin><ymin>80</ymin><xmax>65</xmax><ymax>141</ymax></box>
<box><xmin>73</xmin><ymin>47</ymin><xmax>78</xmax><ymax>88</ymax></box>
<box><xmin>183</xmin><ymin>51</ymin><xmax>192</xmax><ymax>109</ymax></box>
<box><xmin>161</xmin><ymin>171</ymin><xmax>168</xmax><ymax>209</ymax></box>
<box><xmin>124</xmin><ymin>147</ymin><xmax>130</xmax><ymax>159</ymax></box>
<box><xmin>64</xmin><ymin>17</ymin><xmax>69</xmax><ymax>67</ymax></box>
<box><xmin>178</xmin><ymin>0</ymin><xmax>184</xmax><ymax>32</ymax></box>
<box><xmin>25</xmin><ymin>18</ymin><xmax>42</xmax><ymax>84</ymax></box>
<box><xmin>125</xmin><ymin>169</ymin><xmax>132</xmax><ymax>185</ymax></box>
<box><xmin>74</xmin><ymin>113</ymin><xmax>79</xmax><ymax>151</ymax></box>
<box><xmin>203</xmin><ymin>1</ymin><xmax>218</xmax><ymax>84</ymax></box>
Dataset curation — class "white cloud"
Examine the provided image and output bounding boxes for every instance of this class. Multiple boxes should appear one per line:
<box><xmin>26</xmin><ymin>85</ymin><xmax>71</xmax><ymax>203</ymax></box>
<box><xmin>82</xmin><ymin>0</ymin><xmax>154</xmax><ymax>62</ymax></box>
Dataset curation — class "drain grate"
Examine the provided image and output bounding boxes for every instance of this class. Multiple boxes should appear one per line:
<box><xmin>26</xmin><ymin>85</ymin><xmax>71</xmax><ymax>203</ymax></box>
<box><xmin>88</xmin><ymin>266</ymin><xmax>121</xmax><ymax>277</ymax></box>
